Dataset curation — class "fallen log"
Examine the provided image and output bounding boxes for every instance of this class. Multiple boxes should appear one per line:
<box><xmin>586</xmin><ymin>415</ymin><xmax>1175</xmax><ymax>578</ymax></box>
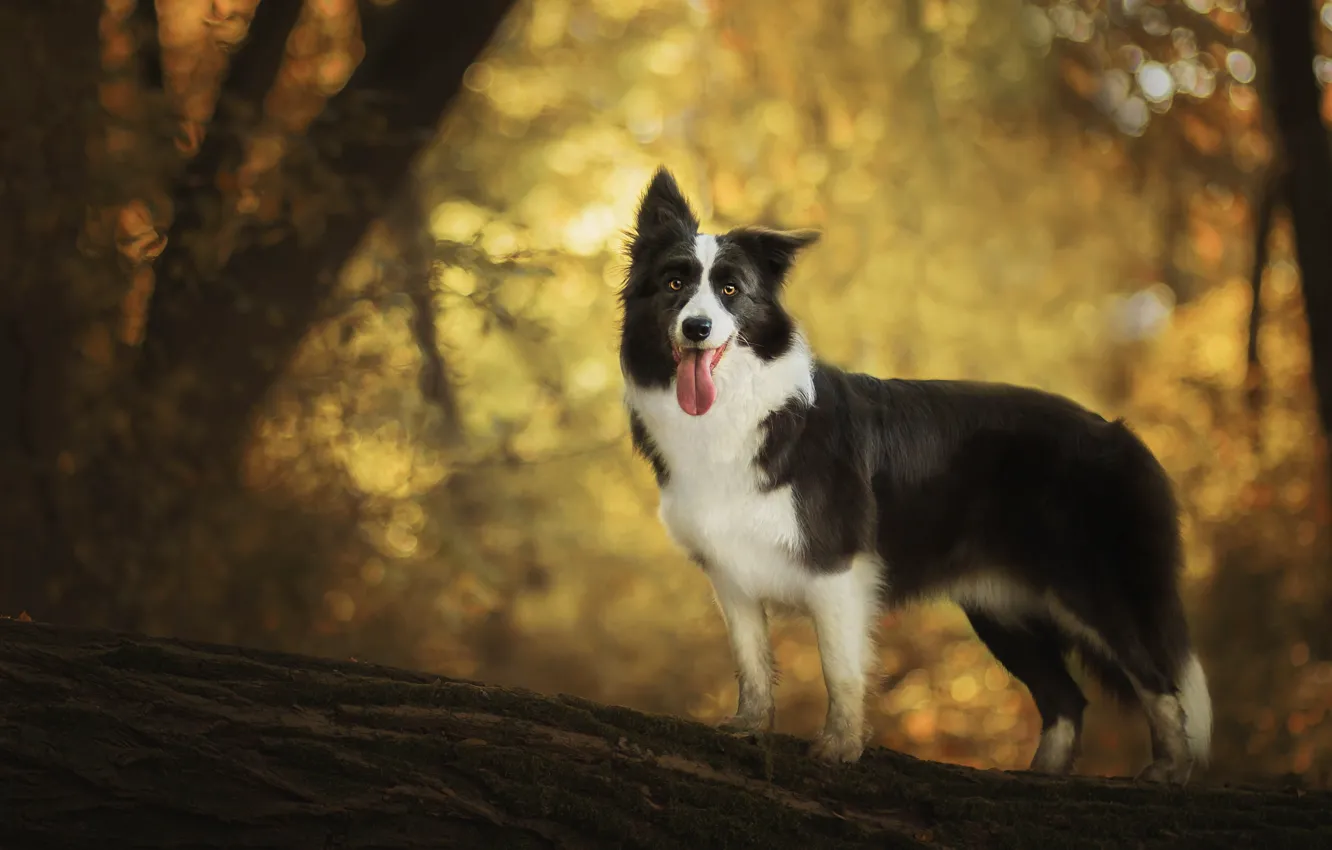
<box><xmin>0</xmin><ymin>619</ymin><xmax>1327</xmax><ymax>849</ymax></box>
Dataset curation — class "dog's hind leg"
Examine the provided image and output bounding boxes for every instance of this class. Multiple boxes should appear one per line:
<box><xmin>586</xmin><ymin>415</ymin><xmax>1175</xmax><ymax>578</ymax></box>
<box><xmin>1131</xmin><ymin>649</ymin><xmax>1211</xmax><ymax>784</ymax></box>
<box><xmin>966</xmin><ymin>610</ymin><xmax>1087</xmax><ymax>774</ymax></box>
<box><xmin>1048</xmin><ymin>591</ymin><xmax>1210</xmax><ymax>784</ymax></box>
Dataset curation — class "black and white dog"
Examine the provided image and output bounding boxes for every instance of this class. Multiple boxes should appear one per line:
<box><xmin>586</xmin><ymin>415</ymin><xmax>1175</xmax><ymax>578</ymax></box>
<box><xmin>618</xmin><ymin>168</ymin><xmax>1211</xmax><ymax>782</ymax></box>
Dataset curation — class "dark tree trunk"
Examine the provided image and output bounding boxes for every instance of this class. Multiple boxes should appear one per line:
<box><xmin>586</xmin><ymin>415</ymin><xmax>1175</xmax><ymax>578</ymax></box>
<box><xmin>139</xmin><ymin>0</ymin><xmax>512</xmax><ymax>453</ymax></box>
<box><xmin>1246</xmin><ymin>171</ymin><xmax>1280</xmax><ymax>423</ymax></box>
<box><xmin>1</xmin><ymin>620</ymin><xmax>1330</xmax><ymax>850</ymax></box>
<box><xmin>0</xmin><ymin>1</ymin><xmax>107</xmax><ymax>621</ymax></box>
<box><xmin>1</xmin><ymin>0</ymin><xmax>514</xmax><ymax>630</ymax></box>
<box><xmin>1252</xmin><ymin>1</ymin><xmax>1332</xmax><ymax>443</ymax></box>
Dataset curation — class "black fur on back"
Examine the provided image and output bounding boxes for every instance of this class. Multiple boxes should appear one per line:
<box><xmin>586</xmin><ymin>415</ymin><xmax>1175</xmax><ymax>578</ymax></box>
<box><xmin>755</xmin><ymin>368</ymin><xmax>1190</xmax><ymax>697</ymax></box>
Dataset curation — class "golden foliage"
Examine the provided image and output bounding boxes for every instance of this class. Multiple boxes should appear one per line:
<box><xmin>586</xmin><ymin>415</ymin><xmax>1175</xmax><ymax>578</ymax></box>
<box><xmin>236</xmin><ymin>0</ymin><xmax>365</xmax><ymax>217</ymax></box>
<box><xmin>157</xmin><ymin>0</ymin><xmax>256</xmax><ymax>147</ymax></box>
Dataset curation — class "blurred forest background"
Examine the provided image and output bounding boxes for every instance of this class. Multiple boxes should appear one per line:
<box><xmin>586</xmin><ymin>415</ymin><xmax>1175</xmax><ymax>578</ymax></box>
<box><xmin>3</xmin><ymin>0</ymin><xmax>1331</xmax><ymax>787</ymax></box>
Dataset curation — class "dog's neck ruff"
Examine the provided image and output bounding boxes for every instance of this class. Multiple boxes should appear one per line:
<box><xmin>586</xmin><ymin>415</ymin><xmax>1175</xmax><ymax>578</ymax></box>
<box><xmin>624</xmin><ymin>329</ymin><xmax>819</xmax><ymax>601</ymax></box>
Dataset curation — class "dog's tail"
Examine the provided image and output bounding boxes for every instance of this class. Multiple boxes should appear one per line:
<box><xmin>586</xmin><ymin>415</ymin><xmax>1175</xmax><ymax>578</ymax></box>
<box><xmin>1175</xmin><ymin>651</ymin><xmax>1212</xmax><ymax>764</ymax></box>
<box><xmin>1113</xmin><ymin>420</ymin><xmax>1213</xmax><ymax>764</ymax></box>
<box><xmin>1074</xmin><ymin>638</ymin><xmax>1211</xmax><ymax>764</ymax></box>
<box><xmin>1074</xmin><ymin>420</ymin><xmax>1211</xmax><ymax>765</ymax></box>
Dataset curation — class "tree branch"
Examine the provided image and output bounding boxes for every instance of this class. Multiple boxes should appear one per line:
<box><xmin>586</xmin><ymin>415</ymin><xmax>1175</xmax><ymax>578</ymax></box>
<box><xmin>1251</xmin><ymin>1</ymin><xmax>1332</xmax><ymax>446</ymax></box>
<box><xmin>1245</xmin><ymin>169</ymin><xmax>1281</xmax><ymax>424</ymax></box>
<box><xmin>392</xmin><ymin>187</ymin><xmax>462</xmax><ymax>443</ymax></box>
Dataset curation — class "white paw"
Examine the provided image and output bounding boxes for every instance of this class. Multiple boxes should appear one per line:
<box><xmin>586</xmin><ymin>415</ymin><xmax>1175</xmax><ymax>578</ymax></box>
<box><xmin>809</xmin><ymin>731</ymin><xmax>864</xmax><ymax>763</ymax></box>
<box><xmin>1028</xmin><ymin>719</ymin><xmax>1079</xmax><ymax>775</ymax></box>
<box><xmin>1135</xmin><ymin>757</ymin><xmax>1194</xmax><ymax>785</ymax></box>
<box><xmin>718</xmin><ymin>713</ymin><xmax>767</xmax><ymax>736</ymax></box>
<box><xmin>1028</xmin><ymin>754</ymin><xmax>1076</xmax><ymax>775</ymax></box>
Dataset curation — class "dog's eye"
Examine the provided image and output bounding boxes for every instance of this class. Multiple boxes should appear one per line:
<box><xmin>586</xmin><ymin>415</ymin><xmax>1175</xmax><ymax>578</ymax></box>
<box><xmin>721</xmin><ymin>284</ymin><xmax>737</xmax><ymax>297</ymax></box>
<box><xmin>667</xmin><ymin>279</ymin><xmax>682</xmax><ymax>291</ymax></box>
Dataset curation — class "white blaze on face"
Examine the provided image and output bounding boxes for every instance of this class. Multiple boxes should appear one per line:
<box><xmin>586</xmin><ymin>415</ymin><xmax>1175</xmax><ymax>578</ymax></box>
<box><xmin>674</xmin><ymin>234</ymin><xmax>739</xmax><ymax>417</ymax></box>
<box><xmin>674</xmin><ymin>235</ymin><xmax>738</xmax><ymax>346</ymax></box>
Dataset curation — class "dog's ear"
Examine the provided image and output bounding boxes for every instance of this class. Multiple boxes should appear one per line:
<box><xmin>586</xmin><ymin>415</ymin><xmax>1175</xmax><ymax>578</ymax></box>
<box><xmin>729</xmin><ymin>227</ymin><xmax>820</xmax><ymax>290</ymax></box>
<box><xmin>633</xmin><ymin>167</ymin><xmax>699</xmax><ymax>242</ymax></box>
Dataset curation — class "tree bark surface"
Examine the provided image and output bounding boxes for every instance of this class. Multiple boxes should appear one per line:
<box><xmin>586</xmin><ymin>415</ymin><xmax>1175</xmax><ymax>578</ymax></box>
<box><xmin>1</xmin><ymin>621</ymin><xmax>1328</xmax><ymax>850</ymax></box>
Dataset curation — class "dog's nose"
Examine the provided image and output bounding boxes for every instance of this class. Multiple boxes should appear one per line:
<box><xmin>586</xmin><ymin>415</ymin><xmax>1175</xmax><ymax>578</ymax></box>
<box><xmin>682</xmin><ymin>316</ymin><xmax>712</xmax><ymax>342</ymax></box>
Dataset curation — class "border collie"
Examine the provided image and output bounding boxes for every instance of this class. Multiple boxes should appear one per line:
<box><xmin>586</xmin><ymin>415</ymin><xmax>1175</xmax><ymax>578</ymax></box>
<box><xmin>618</xmin><ymin>167</ymin><xmax>1211</xmax><ymax>783</ymax></box>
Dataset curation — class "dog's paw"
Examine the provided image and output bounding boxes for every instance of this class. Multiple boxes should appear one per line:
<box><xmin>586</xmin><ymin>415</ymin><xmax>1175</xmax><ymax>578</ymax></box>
<box><xmin>809</xmin><ymin>731</ymin><xmax>864</xmax><ymax>764</ymax></box>
<box><xmin>718</xmin><ymin>714</ymin><xmax>767</xmax><ymax>737</ymax></box>
<box><xmin>1135</xmin><ymin>757</ymin><xmax>1193</xmax><ymax>785</ymax></box>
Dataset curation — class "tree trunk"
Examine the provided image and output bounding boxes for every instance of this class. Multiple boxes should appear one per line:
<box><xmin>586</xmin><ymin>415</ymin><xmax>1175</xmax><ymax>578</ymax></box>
<box><xmin>0</xmin><ymin>0</ymin><xmax>108</xmax><ymax>622</ymax></box>
<box><xmin>1252</xmin><ymin>1</ymin><xmax>1332</xmax><ymax>446</ymax></box>
<box><xmin>1</xmin><ymin>0</ymin><xmax>514</xmax><ymax>632</ymax></box>
<box><xmin>1</xmin><ymin>620</ymin><xmax>1328</xmax><ymax>850</ymax></box>
<box><xmin>139</xmin><ymin>0</ymin><xmax>513</xmax><ymax>449</ymax></box>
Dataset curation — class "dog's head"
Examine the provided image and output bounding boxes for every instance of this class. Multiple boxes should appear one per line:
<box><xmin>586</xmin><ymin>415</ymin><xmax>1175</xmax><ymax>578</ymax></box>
<box><xmin>619</xmin><ymin>167</ymin><xmax>819</xmax><ymax>416</ymax></box>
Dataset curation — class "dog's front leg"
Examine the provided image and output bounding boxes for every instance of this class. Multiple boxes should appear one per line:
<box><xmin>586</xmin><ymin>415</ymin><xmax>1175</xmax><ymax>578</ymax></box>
<box><xmin>710</xmin><ymin>576</ymin><xmax>774</xmax><ymax>734</ymax></box>
<box><xmin>806</xmin><ymin>559</ymin><xmax>880</xmax><ymax>763</ymax></box>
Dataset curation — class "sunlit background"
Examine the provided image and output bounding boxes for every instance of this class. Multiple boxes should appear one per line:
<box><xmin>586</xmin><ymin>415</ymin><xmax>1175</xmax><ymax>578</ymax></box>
<box><xmin>34</xmin><ymin>0</ymin><xmax>1332</xmax><ymax>786</ymax></box>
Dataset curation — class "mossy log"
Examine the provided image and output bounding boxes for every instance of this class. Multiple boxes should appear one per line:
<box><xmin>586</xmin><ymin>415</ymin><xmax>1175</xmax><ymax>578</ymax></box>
<box><xmin>1</xmin><ymin>620</ymin><xmax>1328</xmax><ymax>849</ymax></box>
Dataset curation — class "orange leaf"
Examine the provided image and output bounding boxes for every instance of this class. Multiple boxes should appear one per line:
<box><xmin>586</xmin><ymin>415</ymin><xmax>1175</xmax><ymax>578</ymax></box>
<box><xmin>176</xmin><ymin>120</ymin><xmax>206</xmax><ymax>156</ymax></box>
<box><xmin>116</xmin><ymin>201</ymin><xmax>167</xmax><ymax>265</ymax></box>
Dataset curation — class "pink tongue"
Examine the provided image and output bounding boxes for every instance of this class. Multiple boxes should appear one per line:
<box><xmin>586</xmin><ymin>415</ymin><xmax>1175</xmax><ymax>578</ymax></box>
<box><xmin>676</xmin><ymin>349</ymin><xmax>717</xmax><ymax>416</ymax></box>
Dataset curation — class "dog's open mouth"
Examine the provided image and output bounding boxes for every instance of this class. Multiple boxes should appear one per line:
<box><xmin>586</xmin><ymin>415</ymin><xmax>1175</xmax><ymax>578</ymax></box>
<box><xmin>673</xmin><ymin>339</ymin><xmax>730</xmax><ymax>417</ymax></box>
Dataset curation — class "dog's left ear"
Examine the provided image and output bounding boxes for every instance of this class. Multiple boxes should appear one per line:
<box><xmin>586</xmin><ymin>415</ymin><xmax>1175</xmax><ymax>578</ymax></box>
<box><xmin>634</xmin><ymin>167</ymin><xmax>699</xmax><ymax>240</ymax></box>
<box><xmin>730</xmin><ymin>227</ymin><xmax>820</xmax><ymax>290</ymax></box>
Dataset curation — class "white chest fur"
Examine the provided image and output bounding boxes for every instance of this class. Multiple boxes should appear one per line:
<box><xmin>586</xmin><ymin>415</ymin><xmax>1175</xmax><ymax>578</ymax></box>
<box><xmin>624</xmin><ymin>338</ymin><xmax>819</xmax><ymax>606</ymax></box>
